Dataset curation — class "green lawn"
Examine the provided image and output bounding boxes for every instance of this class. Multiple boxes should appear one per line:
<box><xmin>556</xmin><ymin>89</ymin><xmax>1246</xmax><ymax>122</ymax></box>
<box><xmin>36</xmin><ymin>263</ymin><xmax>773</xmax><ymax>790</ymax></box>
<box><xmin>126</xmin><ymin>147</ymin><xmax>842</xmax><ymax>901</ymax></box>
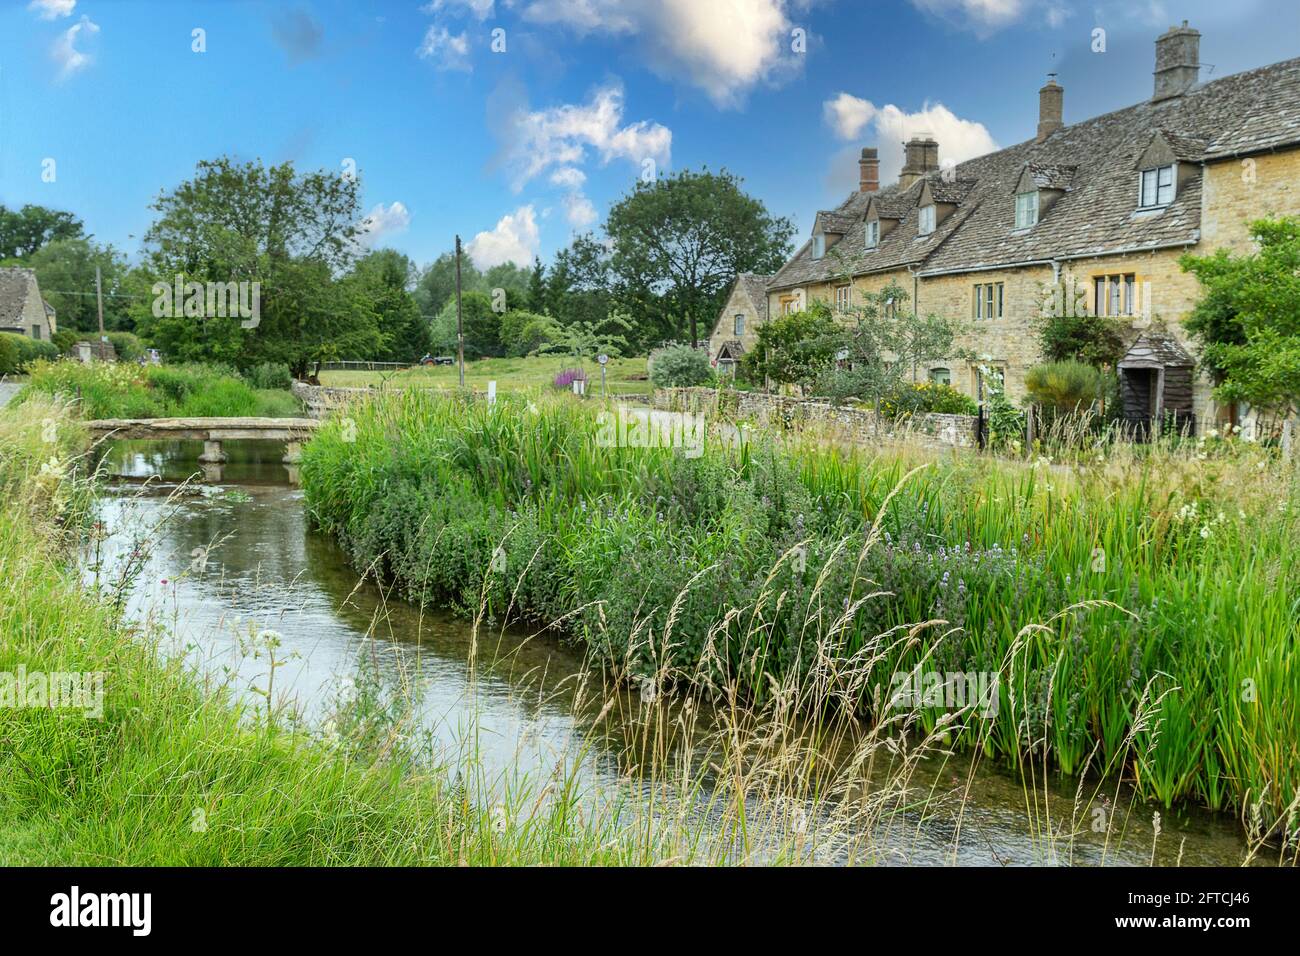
<box><xmin>319</xmin><ymin>355</ymin><xmax>651</xmax><ymax>395</ymax></box>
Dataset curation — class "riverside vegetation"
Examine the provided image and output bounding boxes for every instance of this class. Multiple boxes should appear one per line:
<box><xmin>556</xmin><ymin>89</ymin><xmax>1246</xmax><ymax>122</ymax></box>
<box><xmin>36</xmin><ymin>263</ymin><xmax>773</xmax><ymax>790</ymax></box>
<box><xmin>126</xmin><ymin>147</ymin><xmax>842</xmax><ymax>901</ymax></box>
<box><xmin>15</xmin><ymin>359</ymin><xmax>302</xmax><ymax>420</ymax></box>
<box><xmin>301</xmin><ymin>389</ymin><xmax>1300</xmax><ymax>838</ymax></box>
<box><xmin>3</xmin><ymin>396</ymin><xmax>1049</xmax><ymax>865</ymax></box>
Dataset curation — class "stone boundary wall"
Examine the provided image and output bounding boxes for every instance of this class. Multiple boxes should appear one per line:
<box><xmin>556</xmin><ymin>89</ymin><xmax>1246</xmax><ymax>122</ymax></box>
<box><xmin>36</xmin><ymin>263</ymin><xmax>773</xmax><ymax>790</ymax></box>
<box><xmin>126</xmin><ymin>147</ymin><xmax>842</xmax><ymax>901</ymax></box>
<box><xmin>650</xmin><ymin>387</ymin><xmax>977</xmax><ymax>449</ymax></box>
<box><xmin>291</xmin><ymin>381</ymin><xmax>372</xmax><ymax>419</ymax></box>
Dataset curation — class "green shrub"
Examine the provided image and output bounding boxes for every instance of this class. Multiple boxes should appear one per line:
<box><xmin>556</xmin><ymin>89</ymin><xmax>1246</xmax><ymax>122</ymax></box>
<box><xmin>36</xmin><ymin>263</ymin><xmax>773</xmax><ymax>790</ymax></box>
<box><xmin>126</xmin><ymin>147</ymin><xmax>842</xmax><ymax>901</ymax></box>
<box><xmin>105</xmin><ymin>331</ymin><xmax>144</xmax><ymax>363</ymax></box>
<box><xmin>879</xmin><ymin>381</ymin><xmax>978</xmax><ymax>418</ymax></box>
<box><xmin>649</xmin><ymin>344</ymin><xmax>713</xmax><ymax>388</ymax></box>
<box><xmin>0</xmin><ymin>333</ymin><xmax>59</xmax><ymax>371</ymax></box>
<box><xmin>0</xmin><ymin>335</ymin><xmax>17</xmax><ymax>376</ymax></box>
<box><xmin>51</xmin><ymin>330</ymin><xmax>79</xmax><ymax>355</ymax></box>
<box><xmin>251</xmin><ymin>389</ymin><xmax>303</xmax><ymax>417</ymax></box>
<box><xmin>1024</xmin><ymin>360</ymin><xmax>1103</xmax><ymax>415</ymax></box>
<box><xmin>243</xmin><ymin>361</ymin><xmax>293</xmax><ymax>391</ymax></box>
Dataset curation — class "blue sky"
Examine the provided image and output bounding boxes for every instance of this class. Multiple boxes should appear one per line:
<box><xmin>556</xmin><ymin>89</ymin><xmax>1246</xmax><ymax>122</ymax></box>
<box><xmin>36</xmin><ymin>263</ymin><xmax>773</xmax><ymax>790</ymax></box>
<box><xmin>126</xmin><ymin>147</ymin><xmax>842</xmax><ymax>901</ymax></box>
<box><xmin>2</xmin><ymin>0</ymin><xmax>1298</xmax><ymax>271</ymax></box>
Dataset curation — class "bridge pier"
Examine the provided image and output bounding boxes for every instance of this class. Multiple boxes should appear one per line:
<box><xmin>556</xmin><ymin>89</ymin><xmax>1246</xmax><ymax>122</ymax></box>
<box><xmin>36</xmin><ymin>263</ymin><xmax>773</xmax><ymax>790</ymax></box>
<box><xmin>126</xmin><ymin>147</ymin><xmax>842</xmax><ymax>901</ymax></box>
<box><xmin>282</xmin><ymin>441</ymin><xmax>303</xmax><ymax>465</ymax></box>
<box><xmin>199</xmin><ymin>440</ymin><xmax>227</xmax><ymax>463</ymax></box>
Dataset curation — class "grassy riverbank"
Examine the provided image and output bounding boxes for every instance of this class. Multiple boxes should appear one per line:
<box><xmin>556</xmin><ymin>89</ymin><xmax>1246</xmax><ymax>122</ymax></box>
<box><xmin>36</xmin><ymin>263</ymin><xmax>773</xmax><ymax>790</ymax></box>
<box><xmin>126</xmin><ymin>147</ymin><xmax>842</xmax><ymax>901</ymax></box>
<box><xmin>16</xmin><ymin>360</ymin><xmax>302</xmax><ymax>419</ymax></box>
<box><xmin>300</xmin><ymin>390</ymin><xmax>1300</xmax><ymax>829</ymax></box>
<box><xmin>0</xmin><ymin>399</ymin><xmax>676</xmax><ymax>865</ymax></box>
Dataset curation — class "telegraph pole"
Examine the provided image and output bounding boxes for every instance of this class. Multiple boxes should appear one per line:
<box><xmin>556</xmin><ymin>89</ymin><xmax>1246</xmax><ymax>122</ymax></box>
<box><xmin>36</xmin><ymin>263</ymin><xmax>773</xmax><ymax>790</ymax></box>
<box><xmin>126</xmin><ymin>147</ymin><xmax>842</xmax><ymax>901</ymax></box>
<box><xmin>95</xmin><ymin>265</ymin><xmax>106</xmax><ymax>360</ymax></box>
<box><xmin>455</xmin><ymin>234</ymin><xmax>465</xmax><ymax>388</ymax></box>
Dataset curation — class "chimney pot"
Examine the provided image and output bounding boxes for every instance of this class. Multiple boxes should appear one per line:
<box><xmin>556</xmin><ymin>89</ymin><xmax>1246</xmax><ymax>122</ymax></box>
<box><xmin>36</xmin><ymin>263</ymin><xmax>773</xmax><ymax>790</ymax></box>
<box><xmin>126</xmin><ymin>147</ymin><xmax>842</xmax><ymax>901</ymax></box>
<box><xmin>899</xmin><ymin>135</ymin><xmax>940</xmax><ymax>189</ymax></box>
<box><xmin>858</xmin><ymin>147</ymin><xmax>880</xmax><ymax>193</ymax></box>
<box><xmin>1037</xmin><ymin>75</ymin><xmax>1063</xmax><ymax>142</ymax></box>
<box><xmin>1153</xmin><ymin>21</ymin><xmax>1200</xmax><ymax>102</ymax></box>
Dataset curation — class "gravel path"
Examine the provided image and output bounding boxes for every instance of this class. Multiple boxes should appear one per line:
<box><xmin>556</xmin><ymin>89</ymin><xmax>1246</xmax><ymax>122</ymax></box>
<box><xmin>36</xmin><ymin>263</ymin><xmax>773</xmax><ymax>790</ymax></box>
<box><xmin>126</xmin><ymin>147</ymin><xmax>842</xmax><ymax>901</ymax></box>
<box><xmin>0</xmin><ymin>382</ymin><xmax>21</xmax><ymax>408</ymax></box>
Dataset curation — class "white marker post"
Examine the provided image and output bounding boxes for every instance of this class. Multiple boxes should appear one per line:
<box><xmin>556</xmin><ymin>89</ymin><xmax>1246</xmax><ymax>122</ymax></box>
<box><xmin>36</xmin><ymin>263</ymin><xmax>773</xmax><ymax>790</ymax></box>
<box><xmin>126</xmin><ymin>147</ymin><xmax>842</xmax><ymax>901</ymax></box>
<box><xmin>597</xmin><ymin>353</ymin><xmax>608</xmax><ymax>398</ymax></box>
<box><xmin>487</xmin><ymin>380</ymin><xmax>497</xmax><ymax>407</ymax></box>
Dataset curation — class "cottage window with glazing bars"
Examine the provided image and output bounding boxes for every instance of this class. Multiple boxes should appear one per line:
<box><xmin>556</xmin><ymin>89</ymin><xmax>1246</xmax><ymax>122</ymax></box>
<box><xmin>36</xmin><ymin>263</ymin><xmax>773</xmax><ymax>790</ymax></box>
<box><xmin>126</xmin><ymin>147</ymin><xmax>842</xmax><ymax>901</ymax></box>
<box><xmin>972</xmin><ymin>282</ymin><xmax>1004</xmax><ymax>319</ymax></box>
<box><xmin>1139</xmin><ymin>165</ymin><xmax>1175</xmax><ymax>207</ymax></box>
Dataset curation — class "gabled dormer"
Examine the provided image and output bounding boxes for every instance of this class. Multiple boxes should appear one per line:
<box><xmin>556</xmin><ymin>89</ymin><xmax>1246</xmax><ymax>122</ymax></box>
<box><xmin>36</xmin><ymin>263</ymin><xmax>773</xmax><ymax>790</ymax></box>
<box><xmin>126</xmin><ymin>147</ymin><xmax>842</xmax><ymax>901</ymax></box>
<box><xmin>1012</xmin><ymin>163</ymin><xmax>1076</xmax><ymax>229</ymax></box>
<box><xmin>863</xmin><ymin>194</ymin><xmax>906</xmax><ymax>248</ymax></box>
<box><xmin>1134</xmin><ymin>130</ymin><xmax>1205</xmax><ymax>211</ymax></box>
<box><xmin>915</xmin><ymin>179</ymin><xmax>969</xmax><ymax>236</ymax></box>
<box><xmin>810</xmin><ymin>210</ymin><xmax>855</xmax><ymax>259</ymax></box>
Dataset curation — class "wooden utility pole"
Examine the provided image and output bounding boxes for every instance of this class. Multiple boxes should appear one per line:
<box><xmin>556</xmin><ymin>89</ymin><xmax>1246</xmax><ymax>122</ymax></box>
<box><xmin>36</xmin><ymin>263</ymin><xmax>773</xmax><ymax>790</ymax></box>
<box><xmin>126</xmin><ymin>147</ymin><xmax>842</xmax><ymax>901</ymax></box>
<box><xmin>455</xmin><ymin>234</ymin><xmax>465</xmax><ymax>388</ymax></box>
<box><xmin>94</xmin><ymin>265</ymin><xmax>106</xmax><ymax>360</ymax></box>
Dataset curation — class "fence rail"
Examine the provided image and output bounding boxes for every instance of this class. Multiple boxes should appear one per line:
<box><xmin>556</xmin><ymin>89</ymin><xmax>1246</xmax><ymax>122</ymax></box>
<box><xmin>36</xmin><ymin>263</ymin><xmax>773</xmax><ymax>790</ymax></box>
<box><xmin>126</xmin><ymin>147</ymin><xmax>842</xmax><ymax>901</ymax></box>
<box><xmin>316</xmin><ymin>360</ymin><xmax>413</xmax><ymax>372</ymax></box>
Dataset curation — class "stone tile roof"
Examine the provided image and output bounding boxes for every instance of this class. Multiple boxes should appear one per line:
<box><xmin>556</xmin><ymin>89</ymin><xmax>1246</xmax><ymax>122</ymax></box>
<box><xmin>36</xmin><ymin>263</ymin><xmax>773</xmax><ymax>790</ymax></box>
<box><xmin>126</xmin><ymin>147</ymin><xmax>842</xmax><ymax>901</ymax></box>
<box><xmin>736</xmin><ymin>272</ymin><xmax>771</xmax><ymax>321</ymax></box>
<box><xmin>1119</xmin><ymin>330</ymin><xmax>1196</xmax><ymax>369</ymax></box>
<box><xmin>769</xmin><ymin>54</ymin><xmax>1300</xmax><ymax>289</ymax></box>
<box><xmin>815</xmin><ymin>211</ymin><xmax>857</xmax><ymax>235</ymax></box>
<box><xmin>0</xmin><ymin>267</ymin><xmax>40</xmax><ymax>328</ymax></box>
<box><xmin>1023</xmin><ymin>162</ymin><xmax>1077</xmax><ymax>191</ymax></box>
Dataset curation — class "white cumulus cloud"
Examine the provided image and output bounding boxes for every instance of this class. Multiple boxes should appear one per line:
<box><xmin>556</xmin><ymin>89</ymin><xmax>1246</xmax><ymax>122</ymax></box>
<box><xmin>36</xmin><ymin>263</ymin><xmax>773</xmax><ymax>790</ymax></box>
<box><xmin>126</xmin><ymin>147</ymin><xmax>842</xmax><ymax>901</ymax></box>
<box><xmin>549</xmin><ymin>166</ymin><xmax>587</xmax><ymax>188</ymax></box>
<box><xmin>501</xmin><ymin>82</ymin><xmax>671</xmax><ymax>191</ymax></box>
<box><xmin>908</xmin><ymin>0</ymin><xmax>1073</xmax><ymax>34</ymax></box>
<box><xmin>422</xmin><ymin>0</ymin><xmax>495</xmax><ymax>20</ymax></box>
<box><xmin>417</xmin><ymin>24</ymin><xmax>471</xmax><ymax>70</ymax></box>
<box><xmin>467</xmin><ymin>205</ymin><xmax>540</xmax><ymax>269</ymax></box>
<box><xmin>358</xmin><ymin>202</ymin><xmax>412</xmax><ymax>245</ymax></box>
<box><xmin>29</xmin><ymin>0</ymin><xmax>76</xmax><ymax>19</ymax></box>
<box><xmin>822</xmin><ymin>94</ymin><xmax>999</xmax><ymax>186</ymax></box>
<box><xmin>522</xmin><ymin>0</ymin><xmax>802</xmax><ymax>108</ymax></box>
<box><xmin>52</xmin><ymin>15</ymin><xmax>98</xmax><ymax>80</ymax></box>
<box><xmin>562</xmin><ymin>191</ymin><xmax>599</xmax><ymax>229</ymax></box>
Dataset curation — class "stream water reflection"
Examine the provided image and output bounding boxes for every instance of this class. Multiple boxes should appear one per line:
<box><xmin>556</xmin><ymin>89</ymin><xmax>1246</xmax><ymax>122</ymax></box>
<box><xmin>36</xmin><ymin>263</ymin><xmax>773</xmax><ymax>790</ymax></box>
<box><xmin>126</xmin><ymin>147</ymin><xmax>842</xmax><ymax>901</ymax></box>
<box><xmin>87</xmin><ymin>439</ymin><xmax>1255</xmax><ymax>866</ymax></box>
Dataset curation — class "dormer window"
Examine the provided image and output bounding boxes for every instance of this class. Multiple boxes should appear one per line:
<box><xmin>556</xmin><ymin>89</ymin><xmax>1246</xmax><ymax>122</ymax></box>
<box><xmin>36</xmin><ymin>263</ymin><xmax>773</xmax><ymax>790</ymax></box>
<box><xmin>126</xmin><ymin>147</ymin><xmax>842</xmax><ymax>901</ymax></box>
<box><xmin>918</xmin><ymin>204</ymin><xmax>936</xmax><ymax>236</ymax></box>
<box><xmin>812</xmin><ymin>234</ymin><xmax>826</xmax><ymax>258</ymax></box>
<box><xmin>865</xmin><ymin>220</ymin><xmax>879</xmax><ymax>248</ymax></box>
<box><xmin>1015</xmin><ymin>191</ymin><xmax>1038</xmax><ymax>228</ymax></box>
<box><xmin>1139</xmin><ymin>164</ymin><xmax>1175</xmax><ymax>208</ymax></box>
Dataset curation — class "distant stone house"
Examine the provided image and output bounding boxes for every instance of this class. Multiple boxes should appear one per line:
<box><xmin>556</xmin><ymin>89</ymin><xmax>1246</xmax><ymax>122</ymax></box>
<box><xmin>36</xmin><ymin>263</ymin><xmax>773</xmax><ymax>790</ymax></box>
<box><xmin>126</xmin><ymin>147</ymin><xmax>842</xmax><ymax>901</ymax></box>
<box><xmin>760</xmin><ymin>21</ymin><xmax>1300</xmax><ymax>433</ymax></box>
<box><xmin>0</xmin><ymin>268</ymin><xmax>57</xmax><ymax>341</ymax></box>
<box><xmin>706</xmin><ymin>272</ymin><xmax>771</xmax><ymax>374</ymax></box>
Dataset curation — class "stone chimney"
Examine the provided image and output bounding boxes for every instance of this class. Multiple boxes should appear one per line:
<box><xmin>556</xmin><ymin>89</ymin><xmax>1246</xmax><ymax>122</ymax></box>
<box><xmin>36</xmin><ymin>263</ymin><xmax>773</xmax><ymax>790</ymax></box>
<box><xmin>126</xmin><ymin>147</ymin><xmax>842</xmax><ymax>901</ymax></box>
<box><xmin>858</xmin><ymin>147</ymin><xmax>880</xmax><ymax>193</ymax></box>
<box><xmin>1037</xmin><ymin>75</ymin><xmax>1063</xmax><ymax>142</ymax></box>
<box><xmin>1153</xmin><ymin>21</ymin><xmax>1201</xmax><ymax>102</ymax></box>
<box><xmin>899</xmin><ymin>135</ymin><xmax>939</xmax><ymax>189</ymax></box>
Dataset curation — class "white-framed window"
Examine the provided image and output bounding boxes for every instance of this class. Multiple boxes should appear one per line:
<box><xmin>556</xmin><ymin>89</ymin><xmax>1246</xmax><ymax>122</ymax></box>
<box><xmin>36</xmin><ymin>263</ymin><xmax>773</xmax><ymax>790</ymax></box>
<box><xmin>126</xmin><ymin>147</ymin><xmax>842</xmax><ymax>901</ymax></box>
<box><xmin>1015</xmin><ymin>191</ymin><xmax>1038</xmax><ymax>228</ymax></box>
<box><xmin>733</xmin><ymin>313</ymin><xmax>744</xmax><ymax>336</ymax></box>
<box><xmin>972</xmin><ymin>282</ymin><xmax>1004</xmax><ymax>319</ymax></box>
<box><xmin>929</xmin><ymin>367</ymin><xmax>951</xmax><ymax>385</ymax></box>
<box><xmin>918</xmin><ymin>204</ymin><xmax>936</xmax><ymax>236</ymax></box>
<box><xmin>812</xmin><ymin>234</ymin><xmax>826</xmax><ymax>258</ymax></box>
<box><xmin>1139</xmin><ymin>164</ymin><xmax>1175</xmax><ymax>208</ymax></box>
<box><xmin>1093</xmin><ymin>274</ymin><xmax>1136</xmax><ymax>316</ymax></box>
<box><xmin>865</xmin><ymin>220</ymin><xmax>880</xmax><ymax>248</ymax></box>
<box><xmin>780</xmin><ymin>295</ymin><xmax>798</xmax><ymax>315</ymax></box>
<box><xmin>834</xmin><ymin>284</ymin><xmax>851</xmax><ymax>312</ymax></box>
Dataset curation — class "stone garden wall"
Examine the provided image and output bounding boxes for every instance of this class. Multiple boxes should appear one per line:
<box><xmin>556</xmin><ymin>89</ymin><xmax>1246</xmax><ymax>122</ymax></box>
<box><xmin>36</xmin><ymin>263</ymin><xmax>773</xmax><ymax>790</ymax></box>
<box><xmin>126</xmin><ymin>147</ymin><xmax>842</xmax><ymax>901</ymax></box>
<box><xmin>650</xmin><ymin>387</ymin><xmax>977</xmax><ymax>450</ymax></box>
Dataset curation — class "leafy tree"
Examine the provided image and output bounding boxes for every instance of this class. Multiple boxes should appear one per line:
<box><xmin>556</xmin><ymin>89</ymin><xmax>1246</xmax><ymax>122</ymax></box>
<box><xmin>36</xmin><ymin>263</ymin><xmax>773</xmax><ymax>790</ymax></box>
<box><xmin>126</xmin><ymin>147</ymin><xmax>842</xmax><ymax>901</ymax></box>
<box><xmin>545</xmin><ymin>233</ymin><xmax>615</xmax><ymax>334</ymax></box>
<box><xmin>136</xmin><ymin>156</ymin><xmax>370</xmax><ymax>376</ymax></box>
<box><xmin>605</xmin><ymin>169</ymin><xmax>794</xmax><ymax>346</ymax></box>
<box><xmin>348</xmin><ymin>249</ymin><xmax>428</xmax><ymax>361</ymax></box>
<box><xmin>814</xmin><ymin>280</ymin><xmax>969</xmax><ymax>406</ymax></box>
<box><xmin>526</xmin><ymin>256</ymin><xmax>547</xmax><ymax>313</ymax></box>
<box><xmin>1181</xmin><ymin>217</ymin><xmax>1300</xmax><ymax>418</ymax></box>
<box><xmin>415</xmin><ymin>251</ymin><xmax>480</xmax><ymax>317</ymax></box>
<box><xmin>537</xmin><ymin>310</ymin><xmax>634</xmax><ymax>362</ymax></box>
<box><xmin>16</xmin><ymin>238</ymin><xmax>133</xmax><ymax>332</ymax></box>
<box><xmin>430</xmin><ymin>290</ymin><xmax>500</xmax><ymax>358</ymax></box>
<box><xmin>0</xmin><ymin>204</ymin><xmax>84</xmax><ymax>260</ymax></box>
<box><xmin>742</xmin><ymin>301</ymin><xmax>842</xmax><ymax>393</ymax></box>
<box><xmin>499</xmin><ymin>309</ymin><xmax>561</xmax><ymax>357</ymax></box>
<box><xmin>1035</xmin><ymin>279</ymin><xmax>1128</xmax><ymax>368</ymax></box>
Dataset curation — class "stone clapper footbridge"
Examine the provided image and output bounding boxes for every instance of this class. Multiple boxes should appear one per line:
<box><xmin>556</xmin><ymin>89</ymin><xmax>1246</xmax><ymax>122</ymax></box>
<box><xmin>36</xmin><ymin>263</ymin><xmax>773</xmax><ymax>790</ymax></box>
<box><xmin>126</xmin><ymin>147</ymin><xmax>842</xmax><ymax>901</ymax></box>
<box><xmin>87</xmin><ymin>417</ymin><xmax>321</xmax><ymax>465</ymax></box>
